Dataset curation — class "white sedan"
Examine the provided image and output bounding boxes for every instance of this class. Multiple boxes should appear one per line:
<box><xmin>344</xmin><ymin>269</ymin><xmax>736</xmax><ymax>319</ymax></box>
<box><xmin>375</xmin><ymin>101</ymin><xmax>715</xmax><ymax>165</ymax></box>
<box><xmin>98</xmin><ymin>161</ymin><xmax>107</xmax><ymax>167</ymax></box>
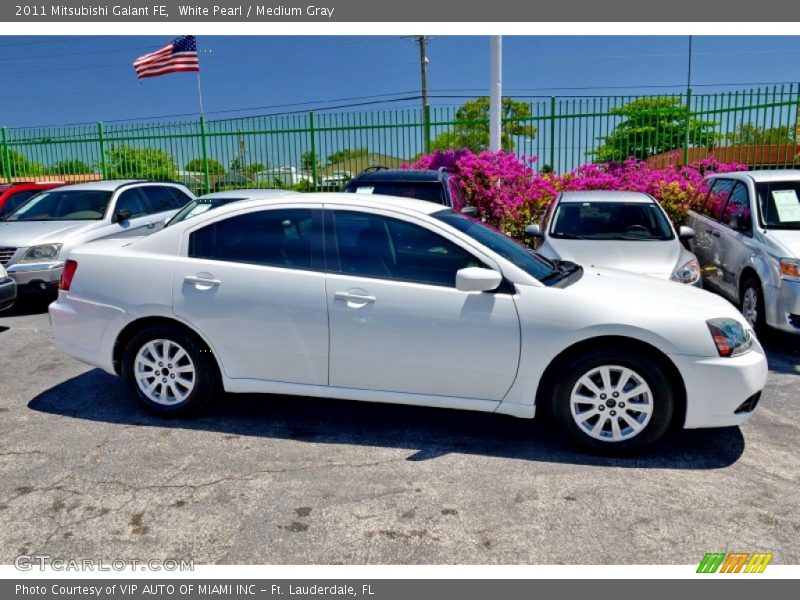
<box><xmin>49</xmin><ymin>193</ymin><xmax>768</xmax><ymax>452</ymax></box>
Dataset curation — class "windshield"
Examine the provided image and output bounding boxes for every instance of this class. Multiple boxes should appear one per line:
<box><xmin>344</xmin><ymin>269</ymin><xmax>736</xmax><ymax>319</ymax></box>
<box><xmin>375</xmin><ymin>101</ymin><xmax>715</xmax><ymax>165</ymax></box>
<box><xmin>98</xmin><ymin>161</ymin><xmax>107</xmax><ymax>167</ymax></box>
<box><xmin>345</xmin><ymin>181</ymin><xmax>447</xmax><ymax>205</ymax></box>
<box><xmin>434</xmin><ymin>210</ymin><xmax>559</xmax><ymax>282</ymax></box>
<box><xmin>166</xmin><ymin>197</ymin><xmax>247</xmax><ymax>226</ymax></box>
<box><xmin>756</xmin><ymin>181</ymin><xmax>800</xmax><ymax>229</ymax></box>
<box><xmin>7</xmin><ymin>190</ymin><xmax>112</xmax><ymax>221</ymax></box>
<box><xmin>550</xmin><ymin>201</ymin><xmax>674</xmax><ymax>241</ymax></box>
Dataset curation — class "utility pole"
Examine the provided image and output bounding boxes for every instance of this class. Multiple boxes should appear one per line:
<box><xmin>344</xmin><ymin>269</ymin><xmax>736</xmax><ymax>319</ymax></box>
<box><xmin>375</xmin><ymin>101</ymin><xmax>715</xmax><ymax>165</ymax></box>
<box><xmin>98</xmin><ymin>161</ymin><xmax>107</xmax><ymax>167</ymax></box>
<box><xmin>489</xmin><ymin>36</ymin><xmax>503</xmax><ymax>152</ymax></box>
<box><xmin>683</xmin><ymin>35</ymin><xmax>693</xmax><ymax>166</ymax></box>
<box><xmin>417</xmin><ymin>35</ymin><xmax>431</xmax><ymax>153</ymax></box>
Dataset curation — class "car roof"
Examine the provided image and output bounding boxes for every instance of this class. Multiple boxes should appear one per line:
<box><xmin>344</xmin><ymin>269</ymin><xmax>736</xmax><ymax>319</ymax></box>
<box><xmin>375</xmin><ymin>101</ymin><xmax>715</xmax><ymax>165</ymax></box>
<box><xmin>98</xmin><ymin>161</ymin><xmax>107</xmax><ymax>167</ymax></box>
<box><xmin>350</xmin><ymin>169</ymin><xmax>446</xmax><ymax>183</ymax></box>
<box><xmin>197</xmin><ymin>189</ymin><xmax>300</xmax><ymax>200</ymax></box>
<box><xmin>559</xmin><ymin>190</ymin><xmax>654</xmax><ymax>204</ymax></box>
<box><xmin>191</xmin><ymin>192</ymin><xmax>448</xmax><ymax>217</ymax></box>
<box><xmin>708</xmin><ymin>169</ymin><xmax>800</xmax><ymax>183</ymax></box>
<box><xmin>48</xmin><ymin>179</ymin><xmax>185</xmax><ymax>192</ymax></box>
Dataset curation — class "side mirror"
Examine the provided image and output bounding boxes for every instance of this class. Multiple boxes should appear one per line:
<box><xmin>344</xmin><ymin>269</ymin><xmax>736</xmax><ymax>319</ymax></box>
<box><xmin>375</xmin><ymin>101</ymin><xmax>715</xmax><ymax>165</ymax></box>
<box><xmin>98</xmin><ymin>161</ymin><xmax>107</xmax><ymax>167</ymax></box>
<box><xmin>678</xmin><ymin>226</ymin><xmax>695</xmax><ymax>240</ymax></box>
<box><xmin>114</xmin><ymin>209</ymin><xmax>131</xmax><ymax>224</ymax></box>
<box><xmin>525</xmin><ymin>224</ymin><xmax>543</xmax><ymax>237</ymax></box>
<box><xmin>455</xmin><ymin>267</ymin><xmax>503</xmax><ymax>293</ymax></box>
<box><xmin>460</xmin><ymin>206</ymin><xmax>478</xmax><ymax>217</ymax></box>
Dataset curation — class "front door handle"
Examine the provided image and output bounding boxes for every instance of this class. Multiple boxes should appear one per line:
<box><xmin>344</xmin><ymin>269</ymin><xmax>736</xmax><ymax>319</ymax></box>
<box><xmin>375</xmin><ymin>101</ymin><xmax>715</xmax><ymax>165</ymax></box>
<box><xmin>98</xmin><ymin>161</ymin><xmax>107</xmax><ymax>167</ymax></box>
<box><xmin>335</xmin><ymin>291</ymin><xmax>376</xmax><ymax>304</ymax></box>
<box><xmin>184</xmin><ymin>274</ymin><xmax>222</xmax><ymax>288</ymax></box>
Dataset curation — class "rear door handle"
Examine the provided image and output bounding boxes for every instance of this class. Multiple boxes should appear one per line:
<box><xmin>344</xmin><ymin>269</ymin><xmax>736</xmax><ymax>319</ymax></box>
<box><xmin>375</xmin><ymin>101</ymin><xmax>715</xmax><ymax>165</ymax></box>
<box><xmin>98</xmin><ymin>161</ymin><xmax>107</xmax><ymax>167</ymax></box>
<box><xmin>184</xmin><ymin>275</ymin><xmax>222</xmax><ymax>287</ymax></box>
<box><xmin>335</xmin><ymin>291</ymin><xmax>376</xmax><ymax>304</ymax></box>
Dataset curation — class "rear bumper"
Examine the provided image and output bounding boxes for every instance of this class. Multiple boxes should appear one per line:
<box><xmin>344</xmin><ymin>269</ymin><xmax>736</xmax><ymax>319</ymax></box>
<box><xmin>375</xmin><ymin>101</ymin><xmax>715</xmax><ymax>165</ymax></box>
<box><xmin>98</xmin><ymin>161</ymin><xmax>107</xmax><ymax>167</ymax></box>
<box><xmin>0</xmin><ymin>277</ymin><xmax>17</xmax><ymax>311</ymax></box>
<box><xmin>49</xmin><ymin>294</ymin><xmax>126</xmax><ymax>375</ymax></box>
<box><xmin>669</xmin><ymin>346</ymin><xmax>768</xmax><ymax>429</ymax></box>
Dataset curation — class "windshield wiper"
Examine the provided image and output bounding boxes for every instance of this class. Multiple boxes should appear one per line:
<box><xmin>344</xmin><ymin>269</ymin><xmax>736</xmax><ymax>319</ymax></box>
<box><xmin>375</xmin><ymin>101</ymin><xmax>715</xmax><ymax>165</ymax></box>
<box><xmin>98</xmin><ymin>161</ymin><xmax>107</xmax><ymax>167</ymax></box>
<box><xmin>539</xmin><ymin>259</ymin><xmax>580</xmax><ymax>283</ymax></box>
<box><xmin>551</xmin><ymin>233</ymin><xmax>586</xmax><ymax>240</ymax></box>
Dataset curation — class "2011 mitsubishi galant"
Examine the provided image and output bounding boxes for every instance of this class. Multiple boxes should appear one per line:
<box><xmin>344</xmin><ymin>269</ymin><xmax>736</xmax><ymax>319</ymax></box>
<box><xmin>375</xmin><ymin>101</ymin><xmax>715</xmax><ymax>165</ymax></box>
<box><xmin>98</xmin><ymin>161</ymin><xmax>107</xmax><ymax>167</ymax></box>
<box><xmin>49</xmin><ymin>193</ymin><xmax>767</xmax><ymax>452</ymax></box>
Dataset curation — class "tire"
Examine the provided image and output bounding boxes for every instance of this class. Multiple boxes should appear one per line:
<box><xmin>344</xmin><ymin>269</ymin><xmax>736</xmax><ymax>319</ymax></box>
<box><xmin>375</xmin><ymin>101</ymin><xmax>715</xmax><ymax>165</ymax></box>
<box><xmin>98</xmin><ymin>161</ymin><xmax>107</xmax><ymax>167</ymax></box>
<box><xmin>121</xmin><ymin>324</ymin><xmax>218</xmax><ymax>416</ymax></box>
<box><xmin>740</xmin><ymin>277</ymin><xmax>767</xmax><ymax>333</ymax></box>
<box><xmin>550</xmin><ymin>349</ymin><xmax>675</xmax><ymax>453</ymax></box>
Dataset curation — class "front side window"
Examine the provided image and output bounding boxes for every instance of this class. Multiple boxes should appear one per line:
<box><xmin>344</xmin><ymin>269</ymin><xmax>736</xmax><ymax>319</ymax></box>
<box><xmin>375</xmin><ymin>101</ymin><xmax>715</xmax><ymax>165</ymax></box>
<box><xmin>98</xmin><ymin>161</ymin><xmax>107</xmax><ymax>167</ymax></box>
<box><xmin>433</xmin><ymin>210</ymin><xmax>560</xmax><ymax>283</ymax></box>
<box><xmin>704</xmin><ymin>179</ymin><xmax>735</xmax><ymax>221</ymax></box>
<box><xmin>721</xmin><ymin>182</ymin><xmax>753</xmax><ymax>233</ymax></box>
<box><xmin>549</xmin><ymin>201</ymin><xmax>674</xmax><ymax>241</ymax></box>
<box><xmin>7</xmin><ymin>190</ymin><xmax>112</xmax><ymax>221</ymax></box>
<box><xmin>329</xmin><ymin>210</ymin><xmax>482</xmax><ymax>286</ymax></box>
<box><xmin>189</xmin><ymin>208</ymin><xmax>316</xmax><ymax>270</ymax></box>
<box><xmin>114</xmin><ymin>188</ymin><xmax>149</xmax><ymax>218</ymax></box>
<box><xmin>756</xmin><ymin>180</ymin><xmax>800</xmax><ymax>229</ymax></box>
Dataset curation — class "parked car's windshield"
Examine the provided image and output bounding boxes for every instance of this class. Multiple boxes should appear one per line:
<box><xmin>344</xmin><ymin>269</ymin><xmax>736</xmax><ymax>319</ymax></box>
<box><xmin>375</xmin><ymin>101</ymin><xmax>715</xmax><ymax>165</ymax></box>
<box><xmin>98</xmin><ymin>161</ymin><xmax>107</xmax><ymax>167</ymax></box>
<box><xmin>166</xmin><ymin>197</ymin><xmax>247</xmax><ymax>226</ymax></box>
<box><xmin>550</xmin><ymin>201</ymin><xmax>674</xmax><ymax>241</ymax></box>
<box><xmin>6</xmin><ymin>190</ymin><xmax>112</xmax><ymax>221</ymax></box>
<box><xmin>756</xmin><ymin>181</ymin><xmax>800</xmax><ymax>229</ymax></box>
<box><xmin>345</xmin><ymin>182</ymin><xmax>447</xmax><ymax>205</ymax></box>
<box><xmin>434</xmin><ymin>210</ymin><xmax>561</xmax><ymax>283</ymax></box>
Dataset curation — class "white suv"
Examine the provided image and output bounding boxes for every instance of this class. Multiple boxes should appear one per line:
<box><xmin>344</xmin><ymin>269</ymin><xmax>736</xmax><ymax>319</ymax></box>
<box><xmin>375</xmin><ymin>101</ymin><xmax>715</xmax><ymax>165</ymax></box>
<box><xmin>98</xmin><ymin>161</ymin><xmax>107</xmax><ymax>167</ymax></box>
<box><xmin>685</xmin><ymin>170</ymin><xmax>800</xmax><ymax>333</ymax></box>
<box><xmin>0</xmin><ymin>180</ymin><xmax>194</xmax><ymax>297</ymax></box>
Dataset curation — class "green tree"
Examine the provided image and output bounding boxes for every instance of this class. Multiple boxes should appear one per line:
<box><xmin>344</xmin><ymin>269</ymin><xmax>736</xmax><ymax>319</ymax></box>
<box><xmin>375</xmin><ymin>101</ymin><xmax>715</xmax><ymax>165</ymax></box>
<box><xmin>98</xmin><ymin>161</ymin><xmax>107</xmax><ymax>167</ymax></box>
<box><xmin>105</xmin><ymin>146</ymin><xmax>178</xmax><ymax>180</ymax></box>
<box><xmin>327</xmin><ymin>147</ymin><xmax>368</xmax><ymax>165</ymax></box>
<box><xmin>430</xmin><ymin>97</ymin><xmax>537</xmax><ymax>152</ymax></box>
<box><xmin>243</xmin><ymin>162</ymin><xmax>266</xmax><ymax>174</ymax></box>
<box><xmin>726</xmin><ymin>124</ymin><xmax>794</xmax><ymax>145</ymax></box>
<box><xmin>50</xmin><ymin>159</ymin><xmax>92</xmax><ymax>175</ymax></box>
<box><xmin>0</xmin><ymin>149</ymin><xmax>46</xmax><ymax>179</ymax></box>
<box><xmin>185</xmin><ymin>158</ymin><xmax>225</xmax><ymax>174</ymax></box>
<box><xmin>300</xmin><ymin>151</ymin><xmax>320</xmax><ymax>172</ymax></box>
<box><xmin>591</xmin><ymin>97</ymin><xmax>719</xmax><ymax>162</ymax></box>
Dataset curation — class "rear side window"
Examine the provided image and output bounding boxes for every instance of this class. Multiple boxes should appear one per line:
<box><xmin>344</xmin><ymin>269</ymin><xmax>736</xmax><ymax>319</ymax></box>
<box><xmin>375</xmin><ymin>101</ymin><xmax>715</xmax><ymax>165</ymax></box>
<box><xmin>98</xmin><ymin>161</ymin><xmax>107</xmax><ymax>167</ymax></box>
<box><xmin>166</xmin><ymin>186</ymin><xmax>194</xmax><ymax>208</ymax></box>
<box><xmin>189</xmin><ymin>208</ymin><xmax>316</xmax><ymax>270</ymax></box>
<box><xmin>140</xmin><ymin>186</ymin><xmax>180</xmax><ymax>213</ymax></box>
<box><xmin>703</xmin><ymin>179</ymin><xmax>735</xmax><ymax>221</ymax></box>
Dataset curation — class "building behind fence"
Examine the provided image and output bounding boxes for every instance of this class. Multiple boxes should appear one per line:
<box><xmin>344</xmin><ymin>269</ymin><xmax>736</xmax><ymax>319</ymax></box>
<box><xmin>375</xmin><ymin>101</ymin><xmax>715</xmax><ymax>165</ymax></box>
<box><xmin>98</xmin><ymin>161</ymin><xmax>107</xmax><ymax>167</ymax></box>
<box><xmin>2</xmin><ymin>83</ymin><xmax>800</xmax><ymax>194</ymax></box>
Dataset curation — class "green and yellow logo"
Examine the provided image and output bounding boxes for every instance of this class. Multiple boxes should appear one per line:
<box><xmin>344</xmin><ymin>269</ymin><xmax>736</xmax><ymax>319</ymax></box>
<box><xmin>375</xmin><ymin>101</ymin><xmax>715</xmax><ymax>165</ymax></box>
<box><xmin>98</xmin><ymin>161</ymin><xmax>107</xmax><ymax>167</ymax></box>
<box><xmin>697</xmin><ymin>552</ymin><xmax>773</xmax><ymax>573</ymax></box>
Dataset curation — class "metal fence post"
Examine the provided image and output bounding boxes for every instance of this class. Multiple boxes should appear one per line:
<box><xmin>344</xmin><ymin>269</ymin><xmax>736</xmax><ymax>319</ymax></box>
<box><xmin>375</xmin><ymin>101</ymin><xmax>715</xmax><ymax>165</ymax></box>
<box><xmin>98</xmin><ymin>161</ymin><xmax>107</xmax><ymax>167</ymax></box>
<box><xmin>423</xmin><ymin>104</ymin><xmax>432</xmax><ymax>154</ymax></box>
<box><xmin>683</xmin><ymin>87</ymin><xmax>692</xmax><ymax>166</ymax></box>
<box><xmin>97</xmin><ymin>122</ymin><xmax>107</xmax><ymax>179</ymax></box>
<box><xmin>309</xmin><ymin>111</ymin><xmax>318</xmax><ymax>192</ymax></box>
<box><xmin>1</xmin><ymin>127</ymin><xmax>12</xmax><ymax>183</ymax></box>
<box><xmin>199</xmin><ymin>115</ymin><xmax>210</xmax><ymax>193</ymax></box>
<box><xmin>549</xmin><ymin>97</ymin><xmax>556</xmax><ymax>171</ymax></box>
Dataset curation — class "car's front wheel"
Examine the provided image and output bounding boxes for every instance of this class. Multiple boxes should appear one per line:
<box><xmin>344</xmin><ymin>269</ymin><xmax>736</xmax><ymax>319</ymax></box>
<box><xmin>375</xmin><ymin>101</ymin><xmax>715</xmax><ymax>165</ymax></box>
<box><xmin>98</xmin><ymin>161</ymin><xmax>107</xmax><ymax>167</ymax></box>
<box><xmin>550</xmin><ymin>349</ymin><xmax>675</xmax><ymax>452</ymax></box>
<box><xmin>121</xmin><ymin>324</ymin><xmax>218</xmax><ymax>416</ymax></box>
<box><xmin>741</xmin><ymin>277</ymin><xmax>766</xmax><ymax>332</ymax></box>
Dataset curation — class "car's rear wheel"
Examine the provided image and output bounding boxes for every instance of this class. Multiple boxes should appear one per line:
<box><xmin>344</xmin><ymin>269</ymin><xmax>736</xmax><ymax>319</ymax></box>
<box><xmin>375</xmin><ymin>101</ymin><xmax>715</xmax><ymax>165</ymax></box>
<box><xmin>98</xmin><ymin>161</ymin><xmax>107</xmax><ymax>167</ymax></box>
<box><xmin>550</xmin><ymin>349</ymin><xmax>674</xmax><ymax>452</ymax></box>
<box><xmin>741</xmin><ymin>277</ymin><xmax>766</xmax><ymax>332</ymax></box>
<box><xmin>121</xmin><ymin>325</ymin><xmax>217</xmax><ymax>415</ymax></box>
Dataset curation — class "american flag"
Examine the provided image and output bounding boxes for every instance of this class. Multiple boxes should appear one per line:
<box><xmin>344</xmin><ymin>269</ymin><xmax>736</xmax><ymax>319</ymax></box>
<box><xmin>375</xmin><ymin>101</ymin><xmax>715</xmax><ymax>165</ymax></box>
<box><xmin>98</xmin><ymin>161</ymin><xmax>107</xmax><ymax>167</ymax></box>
<box><xmin>133</xmin><ymin>35</ymin><xmax>199</xmax><ymax>80</ymax></box>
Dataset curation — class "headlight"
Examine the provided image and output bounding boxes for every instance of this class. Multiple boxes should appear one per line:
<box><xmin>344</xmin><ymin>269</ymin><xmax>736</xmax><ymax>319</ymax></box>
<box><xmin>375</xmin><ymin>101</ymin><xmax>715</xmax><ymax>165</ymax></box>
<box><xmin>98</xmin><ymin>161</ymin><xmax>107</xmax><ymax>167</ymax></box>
<box><xmin>20</xmin><ymin>243</ymin><xmax>62</xmax><ymax>263</ymax></box>
<box><xmin>779</xmin><ymin>258</ymin><xmax>800</xmax><ymax>282</ymax></box>
<box><xmin>672</xmin><ymin>258</ymin><xmax>701</xmax><ymax>284</ymax></box>
<box><xmin>707</xmin><ymin>318</ymin><xmax>753</xmax><ymax>357</ymax></box>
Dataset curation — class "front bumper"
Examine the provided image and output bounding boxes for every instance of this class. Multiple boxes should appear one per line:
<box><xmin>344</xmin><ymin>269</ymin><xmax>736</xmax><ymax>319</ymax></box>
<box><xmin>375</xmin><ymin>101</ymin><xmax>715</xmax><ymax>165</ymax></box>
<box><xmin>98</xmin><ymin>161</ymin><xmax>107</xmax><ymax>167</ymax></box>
<box><xmin>764</xmin><ymin>278</ymin><xmax>800</xmax><ymax>334</ymax></box>
<box><xmin>0</xmin><ymin>277</ymin><xmax>17</xmax><ymax>311</ymax></box>
<box><xmin>669</xmin><ymin>345</ymin><xmax>768</xmax><ymax>429</ymax></box>
<box><xmin>6</xmin><ymin>261</ymin><xmax>63</xmax><ymax>293</ymax></box>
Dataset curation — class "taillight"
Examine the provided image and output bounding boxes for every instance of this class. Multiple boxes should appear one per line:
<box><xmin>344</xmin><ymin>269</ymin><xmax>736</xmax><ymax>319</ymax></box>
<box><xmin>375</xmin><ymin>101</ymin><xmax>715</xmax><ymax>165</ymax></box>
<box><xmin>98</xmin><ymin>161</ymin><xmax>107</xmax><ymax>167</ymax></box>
<box><xmin>60</xmin><ymin>260</ymin><xmax>78</xmax><ymax>291</ymax></box>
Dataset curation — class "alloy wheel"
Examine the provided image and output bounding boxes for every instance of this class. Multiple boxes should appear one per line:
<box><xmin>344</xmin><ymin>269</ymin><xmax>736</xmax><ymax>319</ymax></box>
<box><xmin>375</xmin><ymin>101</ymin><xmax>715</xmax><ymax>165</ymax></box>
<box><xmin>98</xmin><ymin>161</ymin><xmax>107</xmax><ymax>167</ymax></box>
<box><xmin>133</xmin><ymin>339</ymin><xmax>196</xmax><ymax>406</ymax></box>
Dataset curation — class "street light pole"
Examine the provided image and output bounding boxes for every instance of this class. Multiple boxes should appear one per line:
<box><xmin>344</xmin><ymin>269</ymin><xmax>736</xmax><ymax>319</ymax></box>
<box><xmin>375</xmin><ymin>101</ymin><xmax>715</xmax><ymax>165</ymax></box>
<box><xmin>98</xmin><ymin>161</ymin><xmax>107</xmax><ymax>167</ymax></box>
<box><xmin>418</xmin><ymin>35</ymin><xmax>430</xmax><ymax>152</ymax></box>
<box><xmin>489</xmin><ymin>35</ymin><xmax>503</xmax><ymax>152</ymax></box>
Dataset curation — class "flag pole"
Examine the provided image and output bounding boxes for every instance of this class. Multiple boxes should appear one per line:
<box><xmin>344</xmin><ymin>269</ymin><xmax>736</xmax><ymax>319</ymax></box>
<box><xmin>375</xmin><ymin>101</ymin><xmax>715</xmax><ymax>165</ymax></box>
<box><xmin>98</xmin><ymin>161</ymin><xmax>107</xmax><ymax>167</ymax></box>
<box><xmin>196</xmin><ymin>70</ymin><xmax>206</xmax><ymax>118</ymax></box>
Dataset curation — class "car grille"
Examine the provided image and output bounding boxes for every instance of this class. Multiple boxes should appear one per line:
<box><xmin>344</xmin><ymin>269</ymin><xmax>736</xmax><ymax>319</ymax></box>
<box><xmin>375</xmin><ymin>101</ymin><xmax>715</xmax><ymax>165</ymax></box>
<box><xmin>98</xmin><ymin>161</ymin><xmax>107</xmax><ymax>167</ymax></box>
<box><xmin>0</xmin><ymin>247</ymin><xmax>16</xmax><ymax>266</ymax></box>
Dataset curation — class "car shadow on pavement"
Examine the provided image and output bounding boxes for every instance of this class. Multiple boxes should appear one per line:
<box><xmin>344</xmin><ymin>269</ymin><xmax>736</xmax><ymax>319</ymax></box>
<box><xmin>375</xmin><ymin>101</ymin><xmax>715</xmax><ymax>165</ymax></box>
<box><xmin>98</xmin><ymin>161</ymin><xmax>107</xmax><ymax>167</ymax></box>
<box><xmin>28</xmin><ymin>368</ymin><xmax>745</xmax><ymax>470</ymax></box>
<box><xmin>759</xmin><ymin>330</ymin><xmax>800</xmax><ymax>375</ymax></box>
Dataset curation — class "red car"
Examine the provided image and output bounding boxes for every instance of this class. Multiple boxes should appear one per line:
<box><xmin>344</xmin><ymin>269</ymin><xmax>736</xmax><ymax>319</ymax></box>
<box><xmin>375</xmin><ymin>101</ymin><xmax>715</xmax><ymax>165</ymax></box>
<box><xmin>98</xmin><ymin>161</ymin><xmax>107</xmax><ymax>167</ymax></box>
<box><xmin>0</xmin><ymin>182</ymin><xmax>65</xmax><ymax>220</ymax></box>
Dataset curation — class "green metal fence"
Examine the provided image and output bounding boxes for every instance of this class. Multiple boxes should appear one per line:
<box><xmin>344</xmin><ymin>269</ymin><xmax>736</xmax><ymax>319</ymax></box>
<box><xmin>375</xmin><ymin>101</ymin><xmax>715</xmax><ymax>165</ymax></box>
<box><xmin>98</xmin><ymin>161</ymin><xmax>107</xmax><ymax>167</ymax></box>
<box><xmin>3</xmin><ymin>83</ymin><xmax>800</xmax><ymax>194</ymax></box>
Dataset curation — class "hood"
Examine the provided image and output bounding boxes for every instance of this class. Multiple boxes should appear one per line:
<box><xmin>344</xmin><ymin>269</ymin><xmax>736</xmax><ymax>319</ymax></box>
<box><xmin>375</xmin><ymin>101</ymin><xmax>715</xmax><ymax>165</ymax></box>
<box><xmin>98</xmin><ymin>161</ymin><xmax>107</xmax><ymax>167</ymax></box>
<box><xmin>764</xmin><ymin>229</ymin><xmax>800</xmax><ymax>258</ymax></box>
<box><xmin>569</xmin><ymin>265</ymin><xmax>742</xmax><ymax>320</ymax></box>
<box><xmin>0</xmin><ymin>220</ymin><xmax>98</xmax><ymax>249</ymax></box>
<box><xmin>546</xmin><ymin>239</ymin><xmax>684</xmax><ymax>278</ymax></box>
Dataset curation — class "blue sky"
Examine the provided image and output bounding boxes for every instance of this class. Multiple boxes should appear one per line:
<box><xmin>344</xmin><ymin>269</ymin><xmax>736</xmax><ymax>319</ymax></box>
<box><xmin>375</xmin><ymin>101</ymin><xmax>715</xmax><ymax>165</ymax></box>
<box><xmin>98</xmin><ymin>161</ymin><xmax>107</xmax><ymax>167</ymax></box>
<box><xmin>2</xmin><ymin>35</ymin><xmax>800</xmax><ymax>129</ymax></box>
